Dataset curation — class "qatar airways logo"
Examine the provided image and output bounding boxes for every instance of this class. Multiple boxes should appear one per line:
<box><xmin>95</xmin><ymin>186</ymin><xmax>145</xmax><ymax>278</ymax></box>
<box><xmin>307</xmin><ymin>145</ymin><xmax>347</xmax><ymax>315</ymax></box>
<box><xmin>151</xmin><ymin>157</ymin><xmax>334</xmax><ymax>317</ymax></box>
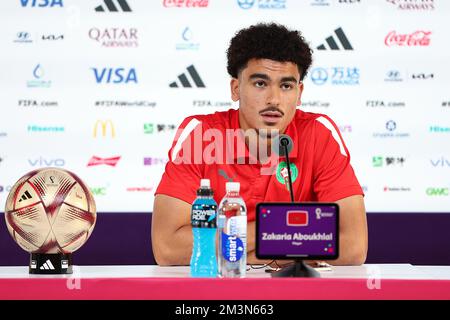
<box><xmin>387</xmin><ymin>0</ymin><xmax>434</xmax><ymax>10</ymax></box>
<box><xmin>87</xmin><ymin>156</ymin><xmax>121</xmax><ymax>167</ymax></box>
<box><xmin>163</xmin><ymin>0</ymin><xmax>209</xmax><ymax>7</ymax></box>
<box><xmin>385</xmin><ymin>30</ymin><xmax>431</xmax><ymax>47</ymax></box>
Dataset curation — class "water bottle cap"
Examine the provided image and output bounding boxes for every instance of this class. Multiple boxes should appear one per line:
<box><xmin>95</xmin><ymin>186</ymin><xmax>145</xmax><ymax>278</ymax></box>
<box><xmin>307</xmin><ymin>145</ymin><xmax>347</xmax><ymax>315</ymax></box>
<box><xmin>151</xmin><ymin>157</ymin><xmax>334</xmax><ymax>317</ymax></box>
<box><xmin>200</xmin><ymin>179</ymin><xmax>210</xmax><ymax>188</ymax></box>
<box><xmin>226</xmin><ymin>182</ymin><xmax>240</xmax><ymax>193</ymax></box>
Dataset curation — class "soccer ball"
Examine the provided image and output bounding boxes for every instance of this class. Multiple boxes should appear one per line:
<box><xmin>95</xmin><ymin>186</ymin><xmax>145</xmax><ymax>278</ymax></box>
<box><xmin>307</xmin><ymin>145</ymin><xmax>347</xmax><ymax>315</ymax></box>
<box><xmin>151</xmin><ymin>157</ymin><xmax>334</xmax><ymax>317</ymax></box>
<box><xmin>4</xmin><ymin>168</ymin><xmax>96</xmax><ymax>254</ymax></box>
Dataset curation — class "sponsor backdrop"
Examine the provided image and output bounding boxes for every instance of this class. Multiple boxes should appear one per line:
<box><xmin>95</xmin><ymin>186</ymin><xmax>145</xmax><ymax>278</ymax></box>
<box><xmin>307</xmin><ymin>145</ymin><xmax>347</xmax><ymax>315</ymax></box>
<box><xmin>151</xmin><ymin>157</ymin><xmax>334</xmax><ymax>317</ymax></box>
<box><xmin>0</xmin><ymin>0</ymin><xmax>449</xmax><ymax>213</ymax></box>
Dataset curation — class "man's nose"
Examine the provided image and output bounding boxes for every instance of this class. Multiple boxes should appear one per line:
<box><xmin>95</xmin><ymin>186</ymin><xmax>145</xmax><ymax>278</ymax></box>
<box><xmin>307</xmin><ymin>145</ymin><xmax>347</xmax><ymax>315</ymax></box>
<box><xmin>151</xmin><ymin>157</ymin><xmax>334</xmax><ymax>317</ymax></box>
<box><xmin>266</xmin><ymin>85</ymin><xmax>281</xmax><ymax>106</ymax></box>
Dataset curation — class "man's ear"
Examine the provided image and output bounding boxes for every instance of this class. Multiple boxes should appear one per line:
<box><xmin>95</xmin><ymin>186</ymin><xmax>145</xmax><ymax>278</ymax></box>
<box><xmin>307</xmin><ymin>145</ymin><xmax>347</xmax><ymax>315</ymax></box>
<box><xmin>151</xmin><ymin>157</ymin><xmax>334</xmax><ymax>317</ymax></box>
<box><xmin>230</xmin><ymin>78</ymin><xmax>239</xmax><ymax>102</ymax></box>
<box><xmin>296</xmin><ymin>81</ymin><xmax>304</xmax><ymax>106</ymax></box>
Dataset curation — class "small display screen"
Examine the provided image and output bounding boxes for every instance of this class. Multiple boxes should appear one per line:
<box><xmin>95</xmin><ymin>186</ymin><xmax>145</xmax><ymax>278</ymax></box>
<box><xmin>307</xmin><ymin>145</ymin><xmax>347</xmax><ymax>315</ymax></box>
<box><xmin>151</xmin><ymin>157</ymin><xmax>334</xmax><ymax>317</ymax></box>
<box><xmin>256</xmin><ymin>203</ymin><xmax>339</xmax><ymax>260</ymax></box>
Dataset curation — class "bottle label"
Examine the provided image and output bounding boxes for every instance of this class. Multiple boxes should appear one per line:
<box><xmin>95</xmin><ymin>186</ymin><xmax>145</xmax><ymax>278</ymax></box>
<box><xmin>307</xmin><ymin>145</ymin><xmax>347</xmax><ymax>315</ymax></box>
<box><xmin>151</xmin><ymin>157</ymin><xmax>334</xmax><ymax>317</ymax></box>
<box><xmin>191</xmin><ymin>204</ymin><xmax>217</xmax><ymax>228</ymax></box>
<box><xmin>221</xmin><ymin>232</ymin><xmax>244</xmax><ymax>262</ymax></box>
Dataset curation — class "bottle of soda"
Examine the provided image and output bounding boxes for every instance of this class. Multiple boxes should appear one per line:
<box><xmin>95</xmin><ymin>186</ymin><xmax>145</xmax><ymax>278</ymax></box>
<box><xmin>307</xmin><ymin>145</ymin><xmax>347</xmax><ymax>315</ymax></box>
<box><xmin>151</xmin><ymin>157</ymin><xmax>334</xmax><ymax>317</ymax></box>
<box><xmin>190</xmin><ymin>179</ymin><xmax>218</xmax><ymax>277</ymax></box>
<box><xmin>218</xmin><ymin>182</ymin><xmax>247</xmax><ymax>278</ymax></box>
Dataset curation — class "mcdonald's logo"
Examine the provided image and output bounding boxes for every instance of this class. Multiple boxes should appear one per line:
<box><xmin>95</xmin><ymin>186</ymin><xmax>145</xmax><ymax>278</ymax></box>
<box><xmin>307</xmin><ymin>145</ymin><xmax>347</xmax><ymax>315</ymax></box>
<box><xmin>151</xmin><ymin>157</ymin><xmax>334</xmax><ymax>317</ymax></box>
<box><xmin>93</xmin><ymin>120</ymin><xmax>115</xmax><ymax>138</ymax></box>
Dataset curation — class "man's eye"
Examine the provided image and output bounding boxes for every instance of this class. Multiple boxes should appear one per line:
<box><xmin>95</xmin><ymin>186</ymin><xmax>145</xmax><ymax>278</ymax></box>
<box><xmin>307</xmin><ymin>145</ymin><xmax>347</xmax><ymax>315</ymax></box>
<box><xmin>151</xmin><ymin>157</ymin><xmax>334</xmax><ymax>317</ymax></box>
<box><xmin>281</xmin><ymin>83</ymin><xmax>293</xmax><ymax>90</ymax></box>
<box><xmin>254</xmin><ymin>81</ymin><xmax>266</xmax><ymax>88</ymax></box>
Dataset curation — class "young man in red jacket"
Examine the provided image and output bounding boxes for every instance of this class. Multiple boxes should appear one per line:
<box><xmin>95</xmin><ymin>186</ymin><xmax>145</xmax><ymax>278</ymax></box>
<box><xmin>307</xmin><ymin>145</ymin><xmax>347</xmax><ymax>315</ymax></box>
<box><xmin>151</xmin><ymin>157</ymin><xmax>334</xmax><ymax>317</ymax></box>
<box><xmin>152</xmin><ymin>23</ymin><xmax>367</xmax><ymax>266</ymax></box>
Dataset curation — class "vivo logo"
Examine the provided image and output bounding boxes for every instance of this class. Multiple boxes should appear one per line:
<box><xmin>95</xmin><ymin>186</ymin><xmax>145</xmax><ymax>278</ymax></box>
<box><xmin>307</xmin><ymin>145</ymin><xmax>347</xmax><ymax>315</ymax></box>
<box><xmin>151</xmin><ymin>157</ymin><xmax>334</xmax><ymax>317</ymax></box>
<box><xmin>20</xmin><ymin>0</ymin><xmax>63</xmax><ymax>7</ymax></box>
<box><xmin>92</xmin><ymin>68</ymin><xmax>137</xmax><ymax>84</ymax></box>
<box><xmin>430</xmin><ymin>157</ymin><xmax>450</xmax><ymax>167</ymax></box>
<box><xmin>28</xmin><ymin>157</ymin><xmax>65</xmax><ymax>167</ymax></box>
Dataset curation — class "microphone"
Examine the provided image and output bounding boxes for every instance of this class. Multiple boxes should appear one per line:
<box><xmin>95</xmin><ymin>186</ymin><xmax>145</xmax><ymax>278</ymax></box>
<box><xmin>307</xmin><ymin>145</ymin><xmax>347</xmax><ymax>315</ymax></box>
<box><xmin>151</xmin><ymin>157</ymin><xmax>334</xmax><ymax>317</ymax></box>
<box><xmin>272</xmin><ymin>134</ymin><xmax>295</xmax><ymax>202</ymax></box>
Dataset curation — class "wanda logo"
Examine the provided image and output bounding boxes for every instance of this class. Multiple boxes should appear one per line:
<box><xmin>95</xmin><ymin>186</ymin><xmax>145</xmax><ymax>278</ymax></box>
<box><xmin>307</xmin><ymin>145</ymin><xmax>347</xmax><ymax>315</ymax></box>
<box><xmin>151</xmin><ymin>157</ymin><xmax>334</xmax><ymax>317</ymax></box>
<box><xmin>385</xmin><ymin>31</ymin><xmax>431</xmax><ymax>47</ymax></box>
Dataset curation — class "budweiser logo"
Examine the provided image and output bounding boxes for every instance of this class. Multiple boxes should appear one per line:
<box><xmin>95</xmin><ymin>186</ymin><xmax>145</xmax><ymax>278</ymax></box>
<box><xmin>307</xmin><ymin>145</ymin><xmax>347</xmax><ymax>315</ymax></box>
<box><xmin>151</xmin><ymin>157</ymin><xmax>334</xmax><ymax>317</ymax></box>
<box><xmin>163</xmin><ymin>0</ymin><xmax>209</xmax><ymax>7</ymax></box>
<box><xmin>385</xmin><ymin>31</ymin><xmax>431</xmax><ymax>47</ymax></box>
<box><xmin>87</xmin><ymin>156</ymin><xmax>121</xmax><ymax>167</ymax></box>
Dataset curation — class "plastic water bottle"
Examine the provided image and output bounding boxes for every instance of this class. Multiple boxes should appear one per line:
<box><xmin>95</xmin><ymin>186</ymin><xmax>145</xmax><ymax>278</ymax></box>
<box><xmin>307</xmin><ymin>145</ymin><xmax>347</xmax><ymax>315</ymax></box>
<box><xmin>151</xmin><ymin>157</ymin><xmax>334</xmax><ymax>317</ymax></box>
<box><xmin>190</xmin><ymin>179</ymin><xmax>218</xmax><ymax>277</ymax></box>
<box><xmin>218</xmin><ymin>182</ymin><xmax>247</xmax><ymax>278</ymax></box>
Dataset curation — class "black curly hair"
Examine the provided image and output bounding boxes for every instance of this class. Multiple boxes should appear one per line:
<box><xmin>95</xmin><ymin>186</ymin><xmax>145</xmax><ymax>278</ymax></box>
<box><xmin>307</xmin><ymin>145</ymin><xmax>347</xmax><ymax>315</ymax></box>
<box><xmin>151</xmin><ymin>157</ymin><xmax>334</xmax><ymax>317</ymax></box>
<box><xmin>226</xmin><ymin>23</ymin><xmax>313</xmax><ymax>81</ymax></box>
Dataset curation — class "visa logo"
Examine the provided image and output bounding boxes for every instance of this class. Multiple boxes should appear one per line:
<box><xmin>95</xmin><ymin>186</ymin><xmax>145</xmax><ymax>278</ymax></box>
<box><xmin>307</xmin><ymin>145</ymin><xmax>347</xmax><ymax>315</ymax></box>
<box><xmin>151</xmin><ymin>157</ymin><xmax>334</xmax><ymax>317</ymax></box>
<box><xmin>92</xmin><ymin>68</ymin><xmax>138</xmax><ymax>84</ymax></box>
<box><xmin>431</xmin><ymin>157</ymin><xmax>450</xmax><ymax>167</ymax></box>
<box><xmin>20</xmin><ymin>0</ymin><xmax>63</xmax><ymax>7</ymax></box>
<box><xmin>28</xmin><ymin>157</ymin><xmax>65</xmax><ymax>167</ymax></box>
<box><xmin>286</xmin><ymin>210</ymin><xmax>308</xmax><ymax>227</ymax></box>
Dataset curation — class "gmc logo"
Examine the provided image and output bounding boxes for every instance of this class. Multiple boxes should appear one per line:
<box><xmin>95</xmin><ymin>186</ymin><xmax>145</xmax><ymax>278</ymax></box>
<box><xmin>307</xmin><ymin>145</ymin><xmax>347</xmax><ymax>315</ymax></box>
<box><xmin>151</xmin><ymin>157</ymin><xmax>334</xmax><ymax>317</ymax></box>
<box><xmin>286</xmin><ymin>210</ymin><xmax>308</xmax><ymax>227</ymax></box>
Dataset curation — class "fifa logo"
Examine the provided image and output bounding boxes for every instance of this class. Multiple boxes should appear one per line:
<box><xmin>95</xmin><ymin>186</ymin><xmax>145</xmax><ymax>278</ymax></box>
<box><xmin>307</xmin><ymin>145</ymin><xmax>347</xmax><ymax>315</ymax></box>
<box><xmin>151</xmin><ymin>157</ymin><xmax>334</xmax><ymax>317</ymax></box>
<box><xmin>93</xmin><ymin>120</ymin><xmax>115</xmax><ymax>138</ymax></box>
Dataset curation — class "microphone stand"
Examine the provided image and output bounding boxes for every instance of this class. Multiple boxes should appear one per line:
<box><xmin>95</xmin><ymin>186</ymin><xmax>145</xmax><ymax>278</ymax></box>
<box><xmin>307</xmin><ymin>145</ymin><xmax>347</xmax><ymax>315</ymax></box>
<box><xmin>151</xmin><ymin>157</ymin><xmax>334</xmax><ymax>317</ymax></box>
<box><xmin>271</xmin><ymin>138</ymin><xmax>320</xmax><ymax>278</ymax></box>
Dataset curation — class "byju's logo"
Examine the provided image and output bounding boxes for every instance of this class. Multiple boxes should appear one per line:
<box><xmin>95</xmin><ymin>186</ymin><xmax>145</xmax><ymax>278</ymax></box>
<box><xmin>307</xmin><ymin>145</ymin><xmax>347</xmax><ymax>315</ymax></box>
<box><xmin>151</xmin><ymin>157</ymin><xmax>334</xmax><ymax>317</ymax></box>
<box><xmin>169</xmin><ymin>65</ymin><xmax>205</xmax><ymax>88</ymax></box>
<box><xmin>27</xmin><ymin>64</ymin><xmax>51</xmax><ymax>88</ymax></box>
<box><xmin>20</xmin><ymin>0</ymin><xmax>63</xmax><ymax>7</ymax></box>
<box><xmin>92</xmin><ymin>68</ymin><xmax>137</xmax><ymax>84</ymax></box>
<box><xmin>14</xmin><ymin>31</ymin><xmax>33</xmax><ymax>43</ymax></box>
<box><xmin>88</xmin><ymin>28</ymin><xmax>138</xmax><ymax>48</ymax></box>
<box><xmin>237</xmin><ymin>0</ymin><xmax>286</xmax><ymax>9</ymax></box>
<box><xmin>317</xmin><ymin>27</ymin><xmax>353</xmax><ymax>50</ymax></box>
<box><xmin>176</xmin><ymin>27</ymin><xmax>200</xmax><ymax>50</ymax></box>
<box><xmin>95</xmin><ymin>0</ymin><xmax>131</xmax><ymax>12</ymax></box>
<box><xmin>309</xmin><ymin>67</ymin><xmax>359</xmax><ymax>86</ymax></box>
<box><xmin>430</xmin><ymin>157</ymin><xmax>450</xmax><ymax>167</ymax></box>
<box><xmin>93</xmin><ymin>120</ymin><xmax>115</xmax><ymax>138</ymax></box>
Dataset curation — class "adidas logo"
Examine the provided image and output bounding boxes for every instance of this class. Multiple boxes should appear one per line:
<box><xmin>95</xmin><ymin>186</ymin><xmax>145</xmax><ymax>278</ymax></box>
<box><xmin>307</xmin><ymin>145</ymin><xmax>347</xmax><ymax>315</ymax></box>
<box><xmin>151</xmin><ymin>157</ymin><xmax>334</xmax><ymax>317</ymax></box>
<box><xmin>95</xmin><ymin>0</ymin><xmax>132</xmax><ymax>12</ymax></box>
<box><xmin>40</xmin><ymin>259</ymin><xmax>55</xmax><ymax>270</ymax></box>
<box><xmin>169</xmin><ymin>65</ymin><xmax>205</xmax><ymax>88</ymax></box>
<box><xmin>317</xmin><ymin>27</ymin><xmax>353</xmax><ymax>50</ymax></box>
<box><xmin>18</xmin><ymin>190</ymin><xmax>33</xmax><ymax>202</ymax></box>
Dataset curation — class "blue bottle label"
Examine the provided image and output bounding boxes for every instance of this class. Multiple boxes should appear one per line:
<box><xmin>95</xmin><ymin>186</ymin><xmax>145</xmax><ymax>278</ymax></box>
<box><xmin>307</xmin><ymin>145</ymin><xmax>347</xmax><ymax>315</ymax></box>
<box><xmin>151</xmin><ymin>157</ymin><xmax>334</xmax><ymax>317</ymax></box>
<box><xmin>221</xmin><ymin>232</ymin><xmax>244</xmax><ymax>262</ymax></box>
<box><xmin>191</xmin><ymin>203</ymin><xmax>217</xmax><ymax>228</ymax></box>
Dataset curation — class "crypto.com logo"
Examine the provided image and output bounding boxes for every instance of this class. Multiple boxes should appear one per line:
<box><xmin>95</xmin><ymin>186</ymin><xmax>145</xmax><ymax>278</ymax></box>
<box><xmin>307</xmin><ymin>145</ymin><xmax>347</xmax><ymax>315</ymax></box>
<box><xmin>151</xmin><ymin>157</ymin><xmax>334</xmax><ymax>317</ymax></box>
<box><xmin>171</xmin><ymin>120</ymin><xmax>282</xmax><ymax>175</ymax></box>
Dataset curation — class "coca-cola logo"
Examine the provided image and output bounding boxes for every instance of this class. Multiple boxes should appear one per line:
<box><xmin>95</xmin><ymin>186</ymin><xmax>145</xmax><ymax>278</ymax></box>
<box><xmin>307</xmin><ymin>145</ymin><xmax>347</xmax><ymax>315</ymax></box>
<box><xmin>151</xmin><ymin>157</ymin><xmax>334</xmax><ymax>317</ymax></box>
<box><xmin>163</xmin><ymin>0</ymin><xmax>209</xmax><ymax>7</ymax></box>
<box><xmin>385</xmin><ymin>31</ymin><xmax>431</xmax><ymax>47</ymax></box>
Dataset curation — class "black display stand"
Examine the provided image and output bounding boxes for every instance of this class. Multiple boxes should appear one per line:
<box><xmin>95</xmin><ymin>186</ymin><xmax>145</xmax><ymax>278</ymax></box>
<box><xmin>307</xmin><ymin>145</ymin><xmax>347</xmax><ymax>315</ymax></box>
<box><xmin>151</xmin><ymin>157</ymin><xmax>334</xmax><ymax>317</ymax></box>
<box><xmin>271</xmin><ymin>259</ymin><xmax>320</xmax><ymax>278</ymax></box>
<box><xmin>272</xmin><ymin>138</ymin><xmax>320</xmax><ymax>278</ymax></box>
<box><xmin>29</xmin><ymin>253</ymin><xmax>73</xmax><ymax>274</ymax></box>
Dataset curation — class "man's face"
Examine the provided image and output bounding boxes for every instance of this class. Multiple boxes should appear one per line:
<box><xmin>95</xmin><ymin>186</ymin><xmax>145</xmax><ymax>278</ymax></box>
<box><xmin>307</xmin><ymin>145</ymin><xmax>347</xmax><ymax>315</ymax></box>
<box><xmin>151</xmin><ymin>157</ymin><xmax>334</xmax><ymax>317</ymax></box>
<box><xmin>231</xmin><ymin>58</ymin><xmax>304</xmax><ymax>134</ymax></box>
